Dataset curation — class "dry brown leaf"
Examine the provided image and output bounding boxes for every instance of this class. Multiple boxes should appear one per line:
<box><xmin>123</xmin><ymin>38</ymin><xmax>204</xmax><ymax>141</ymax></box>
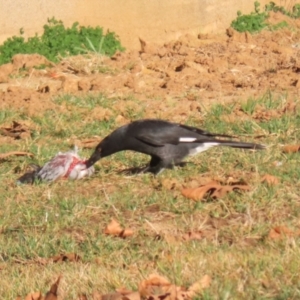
<box><xmin>268</xmin><ymin>226</ymin><xmax>295</xmax><ymax>239</ymax></box>
<box><xmin>181</xmin><ymin>181</ymin><xmax>219</xmax><ymax>201</ymax></box>
<box><xmin>187</xmin><ymin>275</ymin><xmax>211</xmax><ymax>297</ymax></box>
<box><xmin>282</xmin><ymin>144</ymin><xmax>300</xmax><ymax>153</ymax></box>
<box><xmin>261</xmin><ymin>174</ymin><xmax>280</xmax><ymax>186</ymax></box>
<box><xmin>116</xmin><ymin>287</ymin><xmax>135</xmax><ymax>295</ymax></box>
<box><xmin>24</xmin><ymin>292</ymin><xmax>43</xmax><ymax>300</ymax></box>
<box><xmin>78</xmin><ymin>294</ymin><xmax>88</xmax><ymax>300</ymax></box>
<box><xmin>181</xmin><ymin>181</ymin><xmax>250</xmax><ymax>201</ymax></box>
<box><xmin>282</xmin><ymin>101</ymin><xmax>297</xmax><ymax>113</ymax></box>
<box><xmin>122</xmin><ymin>292</ymin><xmax>141</xmax><ymax>300</ymax></box>
<box><xmin>139</xmin><ymin>274</ymin><xmax>211</xmax><ymax>300</ymax></box>
<box><xmin>0</xmin><ymin>151</ymin><xmax>34</xmax><ymax>159</ymax></box>
<box><xmin>44</xmin><ymin>275</ymin><xmax>61</xmax><ymax>300</ymax></box>
<box><xmin>162</xmin><ymin>284</ymin><xmax>183</xmax><ymax>300</ymax></box>
<box><xmin>50</xmin><ymin>253</ymin><xmax>81</xmax><ymax>263</ymax></box>
<box><xmin>92</xmin><ymin>292</ymin><xmax>103</xmax><ymax>300</ymax></box>
<box><xmin>104</xmin><ymin>218</ymin><xmax>134</xmax><ymax>238</ymax></box>
<box><xmin>139</xmin><ymin>274</ymin><xmax>171</xmax><ymax>298</ymax></box>
<box><xmin>101</xmin><ymin>292</ymin><xmax>123</xmax><ymax>300</ymax></box>
<box><xmin>1</xmin><ymin>121</ymin><xmax>31</xmax><ymax>139</ymax></box>
<box><xmin>104</xmin><ymin>218</ymin><xmax>123</xmax><ymax>235</ymax></box>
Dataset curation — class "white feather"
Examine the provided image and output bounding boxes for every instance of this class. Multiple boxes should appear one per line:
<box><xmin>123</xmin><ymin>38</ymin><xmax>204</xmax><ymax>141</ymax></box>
<box><xmin>189</xmin><ymin>142</ymin><xmax>220</xmax><ymax>156</ymax></box>
<box><xmin>179</xmin><ymin>137</ymin><xmax>197</xmax><ymax>142</ymax></box>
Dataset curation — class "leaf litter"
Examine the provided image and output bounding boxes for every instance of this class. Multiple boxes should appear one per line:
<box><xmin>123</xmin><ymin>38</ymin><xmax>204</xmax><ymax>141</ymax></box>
<box><xmin>261</xmin><ymin>174</ymin><xmax>280</xmax><ymax>186</ymax></box>
<box><xmin>268</xmin><ymin>226</ymin><xmax>300</xmax><ymax>240</ymax></box>
<box><xmin>18</xmin><ymin>274</ymin><xmax>211</xmax><ymax>300</ymax></box>
<box><xmin>181</xmin><ymin>179</ymin><xmax>250</xmax><ymax>201</ymax></box>
<box><xmin>0</xmin><ymin>121</ymin><xmax>32</xmax><ymax>139</ymax></box>
<box><xmin>104</xmin><ymin>218</ymin><xmax>134</xmax><ymax>238</ymax></box>
<box><xmin>282</xmin><ymin>144</ymin><xmax>300</xmax><ymax>153</ymax></box>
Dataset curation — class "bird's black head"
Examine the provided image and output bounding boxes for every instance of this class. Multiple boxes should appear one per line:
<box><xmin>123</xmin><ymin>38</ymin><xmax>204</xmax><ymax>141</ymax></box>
<box><xmin>85</xmin><ymin>127</ymin><xmax>127</xmax><ymax>168</ymax></box>
<box><xmin>85</xmin><ymin>144</ymin><xmax>102</xmax><ymax>168</ymax></box>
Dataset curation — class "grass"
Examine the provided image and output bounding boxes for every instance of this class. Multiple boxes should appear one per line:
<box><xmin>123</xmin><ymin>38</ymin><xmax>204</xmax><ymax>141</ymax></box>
<box><xmin>0</xmin><ymin>92</ymin><xmax>300</xmax><ymax>299</ymax></box>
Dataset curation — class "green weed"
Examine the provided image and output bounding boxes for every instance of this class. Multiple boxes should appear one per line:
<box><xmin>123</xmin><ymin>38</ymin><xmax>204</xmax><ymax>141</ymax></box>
<box><xmin>0</xmin><ymin>18</ymin><xmax>125</xmax><ymax>65</ymax></box>
<box><xmin>231</xmin><ymin>1</ymin><xmax>299</xmax><ymax>33</ymax></box>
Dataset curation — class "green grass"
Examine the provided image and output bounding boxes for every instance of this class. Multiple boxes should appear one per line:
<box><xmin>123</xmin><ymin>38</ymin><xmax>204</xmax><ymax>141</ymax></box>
<box><xmin>0</xmin><ymin>93</ymin><xmax>300</xmax><ymax>299</ymax></box>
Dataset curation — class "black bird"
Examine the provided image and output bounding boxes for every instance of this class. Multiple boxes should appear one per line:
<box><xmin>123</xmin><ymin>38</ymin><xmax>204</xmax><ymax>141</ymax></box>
<box><xmin>86</xmin><ymin>119</ymin><xmax>265</xmax><ymax>174</ymax></box>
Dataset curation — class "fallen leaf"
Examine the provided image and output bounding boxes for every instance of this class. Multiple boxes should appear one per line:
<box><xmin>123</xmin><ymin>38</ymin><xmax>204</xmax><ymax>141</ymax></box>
<box><xmin>1</xmin><ymin>121</ymin><xmax>31</xmax><ymax>139</ymax></box>
<box><xmin>0</xmin><ymin>151</ymin><xmax>34</xmax><ymax>159</ymax></box>
<box><xmin>181</xmin><ymin>181</ymin><xmax>219</xmax><ymax>201</ymax></box>
<box><xmin>101</xmin><ymin>292</ymin><xmax>123</xmax><ymax>300</ymax></box>
<box><xmin>139</xmin><ymin>274</ymin><xmax>171</xmax><ymax>298</ymax></box>
<box><xmin>161</xmin><ymin>284</ymin><xmax>183</xmax><ymax>300</ymax></box>
<box><xmin>104</xmin><ymin>218</ymin><xmax>134</xmax><ymax>238</ymax></box>
<box><xmin>282</xmin><ymin>101</ymin><xmax>297</xmax><ymax>113</ymax></box>
<box><xmin>122</xmin><ymin>292</ymin><xmax>141</xmax><ymax>300</ymax></box>
<box><xmin>268</xmin><ymin>226</ymin><xmax>295</xmax><ymax>240</ymax></box>
<box><xmin>282</xmin><ymin>145</ymin><xmax>300</xmax><ymax>153</ymax></box>
<box><xmin>181</xmin><ymin>181</ymin><xmax>250</xmax><ymax>201</ymax></box>
<box><xmin>139</xmin><ymin>274</ymin><xmax>211</xmax><ymax>300</ymax></box>
<box><xmin>24</xmin><ymin>292</ymin><xmax>43</xmax><ymax>300</ymax></box>
<box><xmin>45</xmin><ymin>275</ymin><xmax>61</xmax><ymax>300</ymax></box>
<box><xmin>187</xmin><ymin>275</ymin><xmax>212</xmax><ymax>297</ymax></box>
<box><xmin>50</xmin><ymin>253</ymin><xmax>81</xmax><ymax>263</ymax></box>
<box><xmin>104</xmin><ymin>218</ymin><xmax>122</xmax><ymax>235</ymax></box>
<box><xmin>261</xmin><ymin>174</ymin><xmax>280</xmax><ymax>186</ymax></box>
<box><xmin>92</xmin><ymin>292</ymin><xmax>103</xmax><ymax>300</ymax></box>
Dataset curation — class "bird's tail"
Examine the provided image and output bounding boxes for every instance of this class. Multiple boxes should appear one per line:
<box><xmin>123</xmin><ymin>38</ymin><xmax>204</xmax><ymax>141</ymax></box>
<box><xmin>218</xmin><ymin>140</ymin><xmax>265</xmax><ymax>150</ymax></box>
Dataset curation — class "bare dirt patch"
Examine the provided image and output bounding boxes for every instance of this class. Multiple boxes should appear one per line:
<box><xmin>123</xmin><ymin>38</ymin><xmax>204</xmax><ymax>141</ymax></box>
<box><xmin>0</xmin><ymin>21</ymin><xmax>299</xmax><ymax>116</ymax></box>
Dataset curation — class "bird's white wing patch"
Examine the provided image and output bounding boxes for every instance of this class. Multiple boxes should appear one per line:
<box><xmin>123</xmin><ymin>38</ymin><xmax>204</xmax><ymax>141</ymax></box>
<box><xmin>189</xmin><ymin>142</ymin><xmax>220</xmax><ymax>156</ymax></box>
<box><xmin>179</xmin><ymin>137</ymin><xmax>197</xmax><ymax>142</ymax></box>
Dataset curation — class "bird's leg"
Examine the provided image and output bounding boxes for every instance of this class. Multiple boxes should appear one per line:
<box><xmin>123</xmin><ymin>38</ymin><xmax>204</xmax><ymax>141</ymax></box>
<box><xmin>141</xmin><ymin>156</ymin><xmax>171</xmax><ymax>175</ymax></box>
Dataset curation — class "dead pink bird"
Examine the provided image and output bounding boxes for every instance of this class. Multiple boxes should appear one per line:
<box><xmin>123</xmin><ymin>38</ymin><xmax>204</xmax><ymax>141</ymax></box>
<box><xmin>17</xmin><ymin>147</ymin><xmax>94</xmax><ymax>184</ymax></box>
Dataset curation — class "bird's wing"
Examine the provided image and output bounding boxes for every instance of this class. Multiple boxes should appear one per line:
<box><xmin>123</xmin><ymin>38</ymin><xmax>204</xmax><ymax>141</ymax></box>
<box><xmin>135</xmin><ymin>127</ymin><xmax>214</xmax><ymax>147</ymax></box>
<box><xmin>135</xmin><ymin>133</ymin><xmax>166</xmax><ymax>146</ymax></box>
<box><xmin>134</xmin><ymin>121</ymin><xmax>232</xmax><ymax>147</ymax></box>
<box><xmin>179</xmin><ymin>124</ymin><xmax>233</xmax><ymax>138</ymax></box>
<box><xmin>132</xmin><ymin>120</ymin><xmax>231</xmax><ymax>147</ymax></box>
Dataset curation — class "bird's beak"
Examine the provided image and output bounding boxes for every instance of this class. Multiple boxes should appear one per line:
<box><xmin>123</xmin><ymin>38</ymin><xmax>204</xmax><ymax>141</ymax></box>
<box><xmin>85</xmin><ymin>151</ymin><xmax>101</xmax><ymax>168</ymax></box>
